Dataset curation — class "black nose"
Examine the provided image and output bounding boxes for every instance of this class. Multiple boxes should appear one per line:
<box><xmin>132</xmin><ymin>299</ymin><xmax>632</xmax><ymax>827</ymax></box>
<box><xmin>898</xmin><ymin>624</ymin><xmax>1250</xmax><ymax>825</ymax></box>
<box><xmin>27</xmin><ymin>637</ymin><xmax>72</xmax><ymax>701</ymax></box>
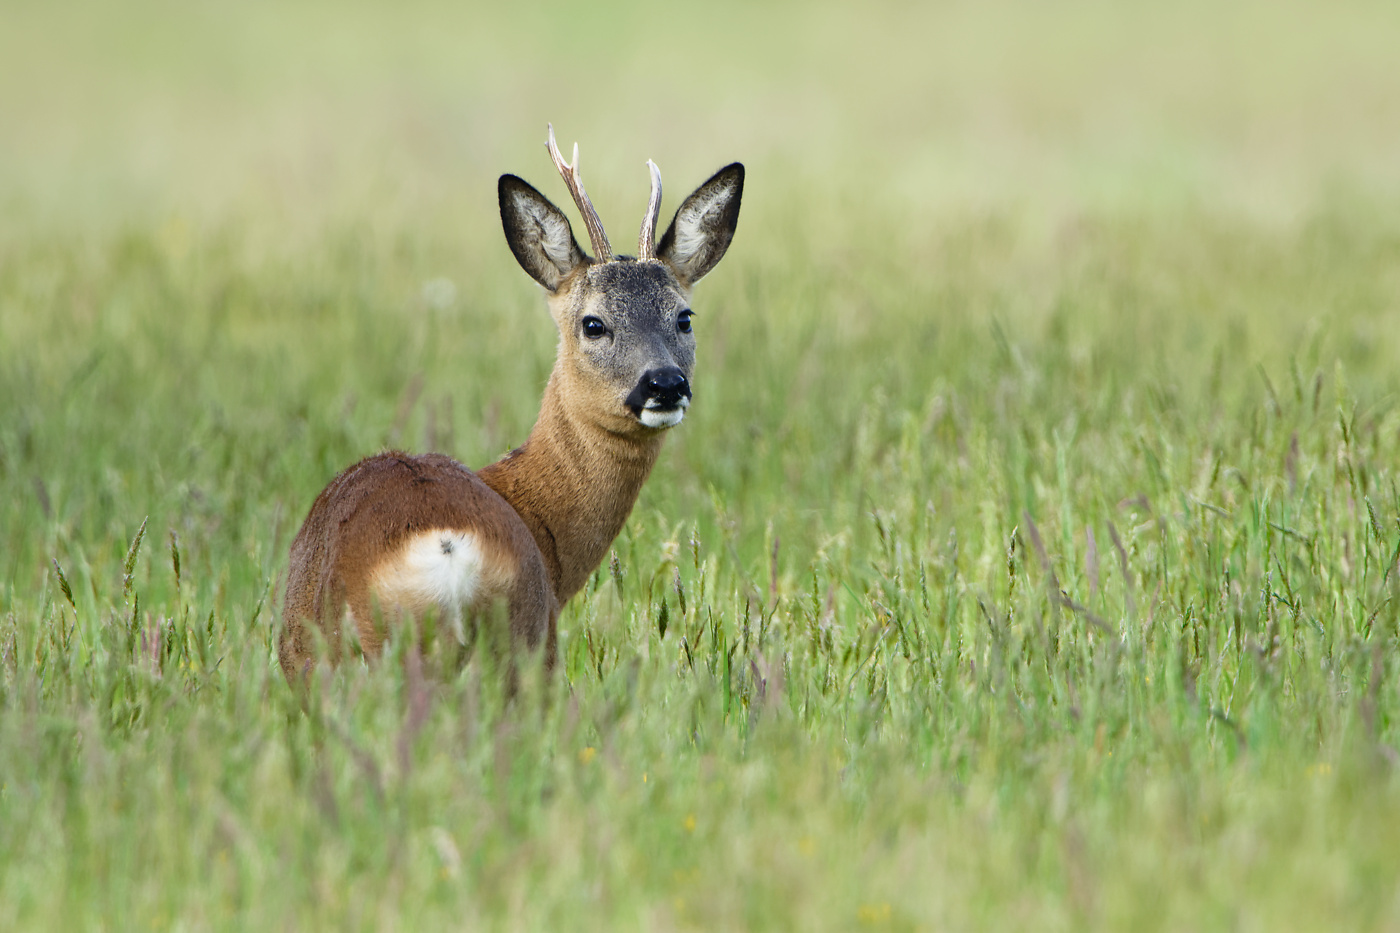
<box><xmin>629</xmin><ymin>366</ymin><xmax>691</xmax><ymax>411</ymax></box>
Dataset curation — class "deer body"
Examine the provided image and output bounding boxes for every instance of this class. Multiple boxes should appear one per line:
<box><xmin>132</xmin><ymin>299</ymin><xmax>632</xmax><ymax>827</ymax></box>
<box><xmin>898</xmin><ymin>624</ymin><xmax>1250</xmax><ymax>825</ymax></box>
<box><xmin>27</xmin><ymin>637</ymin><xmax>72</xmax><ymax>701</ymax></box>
<box><xmin>278</xmin><ymin>128</ymin><xmax>743</xmax><ymax>684</ymax></box>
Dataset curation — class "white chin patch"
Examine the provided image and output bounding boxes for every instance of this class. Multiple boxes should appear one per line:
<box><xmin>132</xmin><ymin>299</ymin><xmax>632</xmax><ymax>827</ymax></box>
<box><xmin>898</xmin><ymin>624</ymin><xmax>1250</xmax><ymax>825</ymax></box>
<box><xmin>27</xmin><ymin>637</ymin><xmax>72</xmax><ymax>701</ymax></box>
<box><xmin>640</xmin><ymin>407</ymin><xmax>686</xmax><ymax>429</ymax></box>
<box><xmin>639</xmin><ymin>397</ymin><xmax>688</xmax><ymax>429</ymax></box>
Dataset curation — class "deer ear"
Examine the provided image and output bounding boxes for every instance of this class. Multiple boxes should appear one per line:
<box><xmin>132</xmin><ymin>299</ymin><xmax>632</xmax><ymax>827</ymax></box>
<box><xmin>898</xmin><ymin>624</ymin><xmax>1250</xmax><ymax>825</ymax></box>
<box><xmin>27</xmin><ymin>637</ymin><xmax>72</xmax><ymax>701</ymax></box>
<box><xmin>499</xmin><ymin>174</ymin><xmax>588</xmax><ymax>291</ymax></box>
<box><xmin>657</xmin><ymin>163</ymin><xmax>744</xmax><ymax>285</ymax></box>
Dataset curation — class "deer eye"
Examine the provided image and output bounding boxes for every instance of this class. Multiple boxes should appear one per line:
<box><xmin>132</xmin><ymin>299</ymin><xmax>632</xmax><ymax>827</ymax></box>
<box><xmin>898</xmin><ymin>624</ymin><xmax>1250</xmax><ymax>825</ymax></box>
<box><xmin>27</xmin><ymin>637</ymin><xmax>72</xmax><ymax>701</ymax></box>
<box><xmin>581</xmin><ymin>316</ymin><xmax>608</xmax><ymax>339</ymax></box>
<box><xmin>677</xmin><ymin>310</ymin><xmax>694</xmax><ymax>334</ymax></box>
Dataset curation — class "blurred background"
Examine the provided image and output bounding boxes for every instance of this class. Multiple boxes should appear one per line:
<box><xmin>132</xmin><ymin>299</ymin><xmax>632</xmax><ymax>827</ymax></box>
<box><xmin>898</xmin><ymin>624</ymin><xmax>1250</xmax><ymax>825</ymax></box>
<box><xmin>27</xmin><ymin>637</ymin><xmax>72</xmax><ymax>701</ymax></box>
<box><xmin>8</xmin><ymin>7</ymin><xmax>1400</xmax><ymax>927</ymax></box>
<box><xmin>5</xmin><ymin>0</ymin><xmax>1399</xmax><ymax>237</ymax></box>
<box><xmin>4</xmin><ymin>0</ymin><xmax>1400</xmax><ymax>597</ymax></box>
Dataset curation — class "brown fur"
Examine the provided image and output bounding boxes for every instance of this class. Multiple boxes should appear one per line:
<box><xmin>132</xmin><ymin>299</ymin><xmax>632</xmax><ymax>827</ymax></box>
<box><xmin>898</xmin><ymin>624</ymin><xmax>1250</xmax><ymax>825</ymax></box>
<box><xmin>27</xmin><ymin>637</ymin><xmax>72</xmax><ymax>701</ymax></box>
<box><xmin>476</xmin><ymin>377</ymin><xmax>665</xmax><ymax>605</ymax></box>
<box><xmin>278</xmin><ymin>453</ymin><xmax>556</xmax><ymax>680</ymax></box>
<box><xmin>277</xmin><ymin>139</ymin><xmax>743</xmax><ymax>686</ymax></box>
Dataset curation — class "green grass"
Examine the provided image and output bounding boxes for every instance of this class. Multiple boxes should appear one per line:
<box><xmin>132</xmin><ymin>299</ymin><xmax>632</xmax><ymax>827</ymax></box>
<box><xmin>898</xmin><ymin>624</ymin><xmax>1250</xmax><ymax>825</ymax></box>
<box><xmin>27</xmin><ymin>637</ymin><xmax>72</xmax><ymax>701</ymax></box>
<box><xmin>4</xmin><ymin>1</ymin><xmax>1400</xmax><ymax>929</ymax></box>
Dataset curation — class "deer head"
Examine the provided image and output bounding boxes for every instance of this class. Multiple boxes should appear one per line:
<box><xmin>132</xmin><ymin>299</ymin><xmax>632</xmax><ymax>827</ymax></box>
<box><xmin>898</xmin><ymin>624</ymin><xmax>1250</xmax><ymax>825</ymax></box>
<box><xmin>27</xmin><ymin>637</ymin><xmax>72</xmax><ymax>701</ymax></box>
<box><xmin>498</xmin><ymin>125</ymin><xmax>744</xmax><ymax>436</ymax></box>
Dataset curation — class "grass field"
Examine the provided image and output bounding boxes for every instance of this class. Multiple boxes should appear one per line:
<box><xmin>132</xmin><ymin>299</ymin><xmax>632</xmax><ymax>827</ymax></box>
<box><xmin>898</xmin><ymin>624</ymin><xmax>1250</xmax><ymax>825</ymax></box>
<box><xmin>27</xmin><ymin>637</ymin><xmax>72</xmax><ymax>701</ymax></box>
<box><xmin>4</xmin><ymin>1</ymin><xmax>1400</xmax><ymax>929</ymax></box>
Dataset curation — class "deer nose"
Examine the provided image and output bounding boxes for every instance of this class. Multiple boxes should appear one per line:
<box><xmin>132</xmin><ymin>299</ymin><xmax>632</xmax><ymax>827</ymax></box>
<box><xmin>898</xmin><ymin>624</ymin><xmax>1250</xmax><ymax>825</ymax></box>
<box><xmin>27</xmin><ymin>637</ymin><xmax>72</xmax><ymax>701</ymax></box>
<box><xmin>638</xmin><ymin>367</ymin><xmax>690</xmax><ymax>408</ymax></box>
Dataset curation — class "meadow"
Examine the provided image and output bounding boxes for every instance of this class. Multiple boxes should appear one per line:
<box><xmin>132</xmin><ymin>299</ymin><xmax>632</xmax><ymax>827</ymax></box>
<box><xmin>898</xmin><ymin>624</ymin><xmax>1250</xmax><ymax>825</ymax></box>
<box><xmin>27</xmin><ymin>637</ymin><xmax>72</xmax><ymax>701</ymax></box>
<box><xmin>3</xmin><ymin>1</ymin><xmax>1400</xmax><ymax>929</ymax></box>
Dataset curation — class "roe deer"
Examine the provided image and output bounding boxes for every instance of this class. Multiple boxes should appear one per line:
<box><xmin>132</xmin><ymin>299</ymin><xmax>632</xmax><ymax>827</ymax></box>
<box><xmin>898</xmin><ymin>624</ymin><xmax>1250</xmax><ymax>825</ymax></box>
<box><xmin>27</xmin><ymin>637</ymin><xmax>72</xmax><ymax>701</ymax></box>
<box><xmin>278</xmin><ymin>126</ymin><xmax>744</xmax><ymax>685</ymax></box>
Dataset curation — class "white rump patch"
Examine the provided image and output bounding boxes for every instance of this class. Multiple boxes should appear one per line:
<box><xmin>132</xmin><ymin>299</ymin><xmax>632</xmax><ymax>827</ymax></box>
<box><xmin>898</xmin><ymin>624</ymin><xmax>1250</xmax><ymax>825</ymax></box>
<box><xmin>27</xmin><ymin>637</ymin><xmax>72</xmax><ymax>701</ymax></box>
<box><xmin>369</xmin><ymin>530</ymin><xmax>510</xmax><ymax>644</ymax></box>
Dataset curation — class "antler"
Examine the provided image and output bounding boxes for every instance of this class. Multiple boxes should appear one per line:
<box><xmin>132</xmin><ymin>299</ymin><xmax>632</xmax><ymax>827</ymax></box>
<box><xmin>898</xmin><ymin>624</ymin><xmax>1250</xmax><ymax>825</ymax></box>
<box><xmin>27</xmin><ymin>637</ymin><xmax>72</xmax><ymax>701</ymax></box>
<box><xmin>546</xmin><ymin>124</ymin><xmax>612</xmax><ymax>262</ymax></box>
<box><xmin>638</xmin><ymin>160</ymin><xmax>662</xmax><ymax>262</ymax></box>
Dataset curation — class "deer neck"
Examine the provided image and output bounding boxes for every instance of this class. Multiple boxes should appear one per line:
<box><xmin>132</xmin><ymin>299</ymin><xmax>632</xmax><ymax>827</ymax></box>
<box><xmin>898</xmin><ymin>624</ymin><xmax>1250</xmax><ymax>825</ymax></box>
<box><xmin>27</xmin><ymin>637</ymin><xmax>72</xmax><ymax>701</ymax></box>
<box><xmin>476</xmin><ymin>375</ymin><xmax>665</xmax><ymax>605</ymax></box>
